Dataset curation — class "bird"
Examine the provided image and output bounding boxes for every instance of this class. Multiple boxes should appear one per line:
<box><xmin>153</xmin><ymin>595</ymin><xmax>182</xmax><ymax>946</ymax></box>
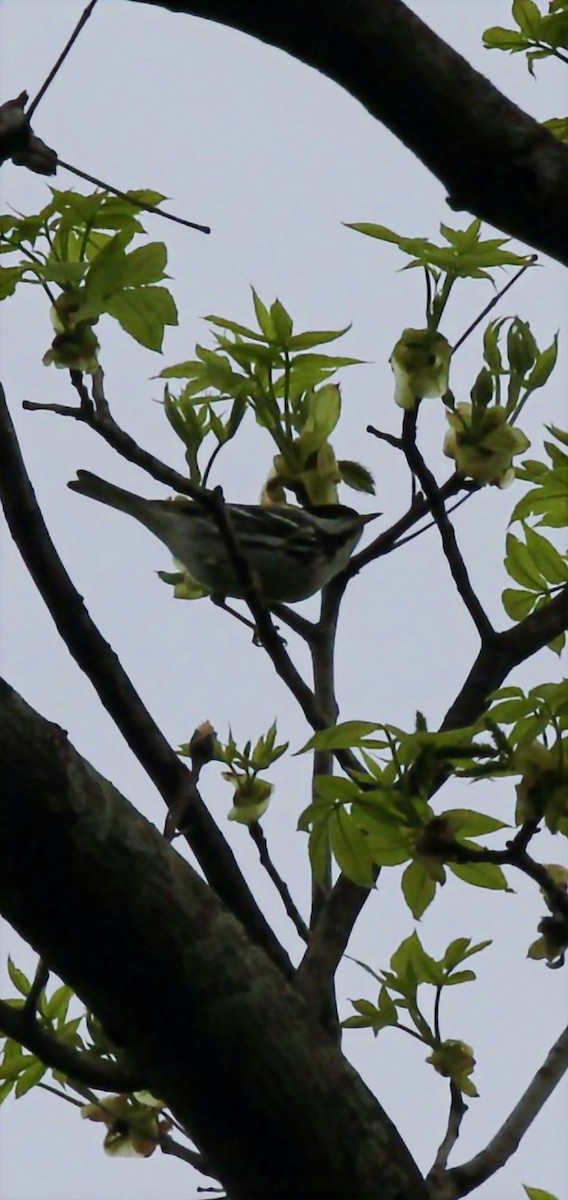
<box><xmin>68</xmin><ymin>470</ymin><xmax>378</xmax><ymax>604</ymax></box>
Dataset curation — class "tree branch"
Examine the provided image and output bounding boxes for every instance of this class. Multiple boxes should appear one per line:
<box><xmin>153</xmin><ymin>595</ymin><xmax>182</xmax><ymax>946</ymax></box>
<box><xmin>248</xmin><ymin>822</ymin><xmax>310</xmax><ymax>944</ymax></box>
<box><xmin>299</xmin><ymin>584</ymin><xmax>568</xmax><ymax>995</ymax></box>
<box><xmin>401</xmin><ymin>409</ymin><xmax>495</xmax><ymax>644</ymax></box>
<box><xmin>0</xmin><ymin>997</ymin><xmax>142</xmax><ymax>1092</ymax></box>
<box><xmin>442</xmin><ymin>1023</ymin><xmax>568</xmax><ymax>1198</ymax></box>
<box><xmin>0</xmin><ymin>383</ymin><xmax>292</xmax><ymax>978</ymax></box>
<box><xmin>441</xmin><ymin>584</ymin><xmax>568</xmax><ymax>731</ymax></box>
<box><xmin>0</xmin><ymin>681</ymin><xmax>429</xmax><ymax>1200</ymax></box>
<box><xmin>128</xmin><ymin>0</ymin><xmax>568</xmax><ymax>266</ymax></box>
<box><xmin>427</xmin><ymin>1082</ymin><xmax>468</xmax><ymax>1191</ymax></box>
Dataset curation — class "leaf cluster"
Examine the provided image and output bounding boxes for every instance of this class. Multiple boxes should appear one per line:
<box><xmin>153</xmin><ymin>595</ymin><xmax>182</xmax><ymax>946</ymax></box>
<box><xmin>345</xmin><ymin>932</ymin><xmax>490</xmax><ymax>1095</ymax></box>
<box><xmin>159</xmin><ymin>289</ymin><xmax>373</xmax><ymax>503</ymax></box>
<box><xmin>484</xmin><ymin>0</ymin><xmax>568</xmax><ymax>77</ymax></box>
<box><xmin>0</xmin><ymin>188</ymin><xmax>178</xmax><ymax>353</ymax></box>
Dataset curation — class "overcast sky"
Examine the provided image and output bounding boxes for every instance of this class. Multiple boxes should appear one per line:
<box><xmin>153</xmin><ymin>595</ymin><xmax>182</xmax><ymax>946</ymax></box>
<box><xmin>0</xmin><ymin>2</ymin><xmax>567</xmax><ymax>1198</ymax></box>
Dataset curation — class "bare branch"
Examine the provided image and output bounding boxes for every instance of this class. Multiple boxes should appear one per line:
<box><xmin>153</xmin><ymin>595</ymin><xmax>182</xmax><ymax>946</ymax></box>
<box><xmin>427</xmin><ymin>1082</ymin><xmax>468</xmax><ymax>1188</ymax></box>
<box><xmin>27</xmin><ymin>0</ymin><xmax>101</xmax><ymax>119</ymax></box>
<box><xmin>401</xmin><ymin>409</ymin><xmax>495</xmax><ymax>644</ymax></box>
<box><xmin>56</xmin><ymin>158</ymin><xmax>211</xmax><ymax>234</ymax></box>
<box><xmin>248</xmin><ymin>823</ymin><xmax>310</xmax><ymax>944</ymax></box>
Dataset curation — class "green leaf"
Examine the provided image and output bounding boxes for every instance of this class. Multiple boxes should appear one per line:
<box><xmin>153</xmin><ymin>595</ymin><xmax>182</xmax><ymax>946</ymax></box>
<box><xmin>105</xmin><ymin>286</ymin><xmax>178</xmax><ymax>351</ymax></box>
<box><xmin>390</xmin><ymin>931</ymin><xmax>443</xmax><ymax>989</ymax></box>
<box><xmin>14</xmin><ymin>1060</ymin><xmax>46</xmax><ymax>1098</ymax></box>
<box><xmin>0</xmin><ymin>1078</ymin><xmax>15</xmax><ymax>1104</ymax></box>
<box><xmin>270</xmin><ymin>299</ymin><xmax>293</xmax><ymax>345</ymax></box>
<box><xmin>502</xmin><ymin>587</ymin><xmax>537</xmax><ymax>620</ymax></box>
<box><xmin>308</xmin><ymin>817</ymin><xmax>331</xmax><ymax>884</ymax></box>
<box><xmin>523</xmin><ymin>1188</ymin><xmax>561</xmax><ymax>1200</ymax></box>
<box><xmin>298</xmin><ymin>722</ymin><xmax>382</xmax><ymax>753</ymax></box>
<box><xmin>0</xmin><ymin>1053</ymin><xmax>36</xmax><ymax>1080</ymax></box>
<box><xmin>329</xmin><ymin>808</ymin><xmax>375</xmax><ymax>887</ymax></box>
<box><xmin>7</xmin><ymin>958</ymin><xmax>30</xmax><ymax>997</ymax></box>
<box><xmin>483</xmin><ymin>26</ymin><xmax>531</xmax><ymax>50</ymax></box>
<box><xmin>44</xmin><ymin>984</ymin><xmax>73</xmax><ymax>1024</ymax></box>
<box><xmin>313</xmin><ymin>775</ymin><xmax>360</xmax><ymax>804</ymax></box>
<box><xmin>0</xmin><ymin>264</ymin><xmax>24</xmax><ymax>299</ymax></box>
<box><xmin>442</xmin><ymin>809</ymin><xmax>509</xmax><ymax>836</ymax></box>
<box><xmin>122</xmin><ymin>242</ymin><xmax>168</xmax><ymax>287</ymax></box>
<box><xmin>525</xmin><ymin>335</ymin><xmax>559</xmax><ymax>392</ymax></box>
<box><xmin>441</xmin><ymin>937</ymin><xmax>492</xmax><ymax>974</ymax></box>
<box><xmin>402</xmin><ymin>860</ymin><xmax>437</xmax><ymax>919</ymax></box>
<box><xmin>442</xmin><ymin>969</ymin><xmax>477</xmax><ymax>986</ymax></box>
<box><xmin>488</xmin><ymin>695</ymin><xmax>533</xmax><ymax>723</ymax></box>
<box><xmin>346</xmin><ymin>222</ymin><xmax>406</xmax><ymax>245</ymax></box>
<box><xmin>544</xmin><ymin>116</ymin><xmax>568</xmax><ymax>143</ymax></box>
<box><xmin>287</xmin><ymin>326</ymin><xmax>351</xmax><ymax>350</ymax></box>
<box><xmin>505</xmin><ymin>532</ymin><xmax>547</xmax><ymax>590</ymax></box>
<box><xmin>337</xmin><ymin>460</ymin><xmax>376</xmax><ymax>495</ymax></box>
<box><xmin>204</xmin><ymin>314</ymin><xmax>267</xmax><ymax>342</ymax></box>
<box><xmin>512</xmin><ymin>0</ymin><xmax>543</xmax><ymax>36</ymax></box>
<box><xmin>449</xmin><ymin>860</ymin><xmax>510</xmax><ymax>890</ymax></box>
<box><xmin>251</xmin><ymin>289</ymin><xmax>275</xmax><ymax>340</ymax></box>
<box><xmin>83</xmin><ymin>232</ymin><xmax>129</xmax><ymax>305</ymax></box>
<box><xmin>298</xmin><ymin>384</ymin><xmax>342</xmax><ymax>451</ymax></box>
<box><xmin>523</xmin><ymin>524</ymin><xmax>568</xmax><ymax>585</ymax></box>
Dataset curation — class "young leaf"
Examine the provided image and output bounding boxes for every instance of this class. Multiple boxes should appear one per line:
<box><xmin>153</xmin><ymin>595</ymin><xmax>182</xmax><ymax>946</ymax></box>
<box><xmin>401</xmin><ymin>860</ymin><xmax>437</xmax><ymax>919</ymax></box>
<box><xmin>449</xmin><ymin>861</ymin><xmax>511</xmax><ymax>890</ymax></box>
<box><xmin>14</xmin><ymin>1060</ymin><xmax>47</xmax><ymax>1098</ymax></box>
<box><xmin>298</xmin><ymin>721</ymin><xmax>382</xmax><ymax>753</ymax></box>
<box><xmin>7</xmin><ymin>958</ymin><xmax>30</xmax><ymax>997</ymax></box>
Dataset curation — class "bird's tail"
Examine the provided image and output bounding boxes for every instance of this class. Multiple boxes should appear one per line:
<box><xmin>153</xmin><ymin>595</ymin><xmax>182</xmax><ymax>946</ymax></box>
<box><xmin>68</xmin><ymin>470</ymin><xmax>147</xmax><ymax>518</ymax></box>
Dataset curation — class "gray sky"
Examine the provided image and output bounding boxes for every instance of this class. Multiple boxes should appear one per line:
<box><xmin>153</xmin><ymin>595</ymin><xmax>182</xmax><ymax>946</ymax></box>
<box><xmin>1</xmin><ymin>2</ymin><xmax>567</xmax><ymax>1198</ymax></box>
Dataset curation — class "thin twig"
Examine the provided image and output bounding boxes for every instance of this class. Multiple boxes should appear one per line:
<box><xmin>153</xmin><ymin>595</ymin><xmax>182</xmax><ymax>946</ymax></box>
<box><xmin>401</xmin><ymin>409</ymin><xmax>495</xmax><ymax>644</ymax></box>
<box><xmin>345</xmin><ymin>473</ymin><xmax>466</xmax><ymax>578</ymax></box>
<box><xmin>27</xmin><ymin>0</ymin><xmax>100</xmax><ymax>119</ymax></box>
<box><xmin>56</xmin><ymin>159</ymin><xmax>211</xmax><ymax>234</ymax></box>
<box><xmin>248</xmin><ymin>823</ymin><xmax>310</xmax><ymax>943</ymax></box>
<box><xmin>367</xmin><ymin>425</ymin><xmax>403</xmax><ymax>450</ymax></box>
<box><xmin>427</xmin><ymin>1082</ymin><xmax>468</xmax><ymax>1184</ymax></box>
<box><xmin>452</xmin><ymin>257</ymin><xmax>537</xmax><ymax>355</ymax></box>
<box><xmin>392</xmin><ymin>490</ymin><xmax>475</xmax><ymax>552</ymax></box>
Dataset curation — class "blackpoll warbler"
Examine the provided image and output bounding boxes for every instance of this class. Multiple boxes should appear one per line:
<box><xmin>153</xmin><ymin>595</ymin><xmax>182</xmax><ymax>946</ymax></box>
<box><xmin>68</xmin><ymin>470</ymin><xmax>378</xmax><ymax>603</ymax></box>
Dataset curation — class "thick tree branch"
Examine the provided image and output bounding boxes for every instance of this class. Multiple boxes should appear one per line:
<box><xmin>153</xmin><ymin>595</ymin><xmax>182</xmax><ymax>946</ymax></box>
<box><xmin>442</xmin><ymin>583</ymin><xmax>568</xmax><ymax>731</ymax></box>
<box><xmin>128</xmin><ymin>0</ymin><xmax>568</xmax><ymax>266</ymax></box>
<box><xmin>0</xmin><ymin>383</ymin><xmax>292</xmax><ymax>978</ymax></box>
<box><xmin>0</xmin><ymin>681</ymin><xmax>428</xmax><ymax>1200</ymax></box>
